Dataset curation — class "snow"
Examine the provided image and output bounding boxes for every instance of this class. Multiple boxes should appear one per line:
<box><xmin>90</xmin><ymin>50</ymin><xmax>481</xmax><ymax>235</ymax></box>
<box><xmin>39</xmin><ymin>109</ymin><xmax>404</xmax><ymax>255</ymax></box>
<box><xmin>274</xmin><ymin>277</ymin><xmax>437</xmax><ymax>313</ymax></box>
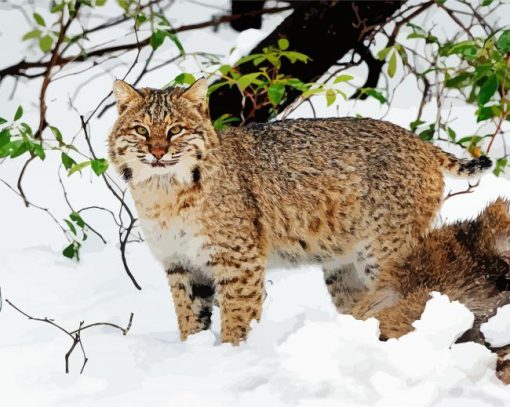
<box><xmin>227</xmin><ymin>28</ymin><xmax>266</xmax><ymax>65</ymax></box>
<box><xmin>1</xmin><ymin>1</ymin><xmax>510</xmax><ymax>406</ymax></box>
<box><xmin>1</xmin><ymin>176</ymin><xmax>510</xmax><ymax>406</ymax></box>
<box><xmin>409</xmin><ymin>292</ymin><xmax>474</xmax><ymax>349</ymax></box>
<box><xmin>481</xmin><ymin>305</ymin><xmax>510</xmax><ymax>348</ymax></box>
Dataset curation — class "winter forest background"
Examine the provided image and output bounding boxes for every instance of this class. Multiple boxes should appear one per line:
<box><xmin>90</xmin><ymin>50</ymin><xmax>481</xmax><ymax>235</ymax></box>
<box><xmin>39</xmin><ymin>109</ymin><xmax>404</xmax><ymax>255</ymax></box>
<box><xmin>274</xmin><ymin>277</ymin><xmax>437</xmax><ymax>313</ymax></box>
<box><xmin>1</xmin><ymin>0</ymin><xmax>510</xmax><ymax>405</ymax></box>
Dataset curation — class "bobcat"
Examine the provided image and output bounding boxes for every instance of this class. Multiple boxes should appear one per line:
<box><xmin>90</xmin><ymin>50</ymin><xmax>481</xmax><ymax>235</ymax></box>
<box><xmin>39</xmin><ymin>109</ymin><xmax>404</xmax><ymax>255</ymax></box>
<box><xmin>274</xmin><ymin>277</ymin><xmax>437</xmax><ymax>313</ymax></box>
<box><xmin>108</xmin><ymin>78</ymin><xmax>492</xmax><ymax>344</ymax></box>
<box><xmin>352</xmin><ymin>199</ymin><xmax>510</xmax><ymax>383</ymax></box>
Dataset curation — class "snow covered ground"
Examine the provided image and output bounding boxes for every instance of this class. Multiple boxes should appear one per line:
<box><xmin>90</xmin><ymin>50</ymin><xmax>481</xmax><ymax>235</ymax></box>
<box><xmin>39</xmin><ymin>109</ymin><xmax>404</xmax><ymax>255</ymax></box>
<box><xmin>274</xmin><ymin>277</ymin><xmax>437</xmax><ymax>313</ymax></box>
<box><xmin>1</xmin><ymin>1</ymin><xmax>510</xmax><ymax>406</ymax></box>
<box><xmin>2</xmin><ymin>174</ymin><xmax>510</xmax><ymax>407</ymax></box>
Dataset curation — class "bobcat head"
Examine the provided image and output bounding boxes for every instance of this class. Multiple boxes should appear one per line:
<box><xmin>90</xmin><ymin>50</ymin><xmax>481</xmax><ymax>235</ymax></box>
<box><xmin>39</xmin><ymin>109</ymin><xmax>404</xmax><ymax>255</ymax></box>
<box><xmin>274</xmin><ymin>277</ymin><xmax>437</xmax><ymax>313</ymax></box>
<box><xmin>108</xmin><ymin>79</ymin><xmax>217</xmax><ymax>185</ymax></box>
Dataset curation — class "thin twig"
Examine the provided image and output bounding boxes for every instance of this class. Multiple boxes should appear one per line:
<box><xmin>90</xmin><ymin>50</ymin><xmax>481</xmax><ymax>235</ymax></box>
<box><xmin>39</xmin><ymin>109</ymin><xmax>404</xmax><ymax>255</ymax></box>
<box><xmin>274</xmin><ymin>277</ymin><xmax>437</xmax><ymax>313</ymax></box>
<box><xmin>445</xmin><ymin>180</ymin><xmax>480</xmax><ymax>201</ymax></box>
<box><xmin>5</xmin><ymin>298</ymin><xmax>133</xmax><ymax>374</ymax></box>
<box><xmin>17</xmin><ymin>155</ymin><xmax>35</xmax><ymax>207</ymax></box>
<box><xmin>80</xmin><ymin>116</ymin><xmax>141</xmax><ymax>290</ymax></box>
<box><xmin>0</xmin><ymin>5</ymin><xmax>292</xmax><ymax>82</ymax></box>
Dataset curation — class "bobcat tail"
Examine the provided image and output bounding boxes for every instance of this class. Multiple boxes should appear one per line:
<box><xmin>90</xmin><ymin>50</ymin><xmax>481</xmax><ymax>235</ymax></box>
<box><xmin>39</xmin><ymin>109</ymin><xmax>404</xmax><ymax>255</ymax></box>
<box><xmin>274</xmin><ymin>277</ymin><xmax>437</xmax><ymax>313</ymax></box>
<box><xmin>434</xmin><ymin>149</ymin><xmax>492</xmax><ymax>179</ymax></box>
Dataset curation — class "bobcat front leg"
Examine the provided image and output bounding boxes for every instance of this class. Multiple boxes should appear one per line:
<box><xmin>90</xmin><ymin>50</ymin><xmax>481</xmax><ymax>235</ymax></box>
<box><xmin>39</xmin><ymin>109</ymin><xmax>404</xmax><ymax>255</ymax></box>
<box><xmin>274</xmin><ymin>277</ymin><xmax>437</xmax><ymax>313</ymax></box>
<box><xmin>211</xmin><ymin>250</ymin><xmax>266</xmax><ymax>345</ymax></box>
<box><xmin>166</xmin><ymin>265</ymin><xmax>215</xmax><ymax>341</ymax></box>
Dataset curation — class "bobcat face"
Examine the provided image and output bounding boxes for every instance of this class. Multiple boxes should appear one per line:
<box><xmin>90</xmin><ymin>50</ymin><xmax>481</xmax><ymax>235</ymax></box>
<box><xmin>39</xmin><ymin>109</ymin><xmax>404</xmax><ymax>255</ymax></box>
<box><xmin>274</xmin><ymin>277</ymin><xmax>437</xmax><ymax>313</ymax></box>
<box><xmin>108</xmin><ymin>79</ymin><xmax>217</xmax><ymax>184</ymax></box>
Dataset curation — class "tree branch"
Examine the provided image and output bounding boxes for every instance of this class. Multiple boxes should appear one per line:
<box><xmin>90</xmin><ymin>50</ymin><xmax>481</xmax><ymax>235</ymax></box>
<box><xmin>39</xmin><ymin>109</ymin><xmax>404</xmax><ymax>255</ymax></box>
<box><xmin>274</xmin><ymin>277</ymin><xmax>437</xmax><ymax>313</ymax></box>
<box><xmin>5</xmin><ymin>298</ymin><xmax>133</xmax><ymax>374</ymax></box>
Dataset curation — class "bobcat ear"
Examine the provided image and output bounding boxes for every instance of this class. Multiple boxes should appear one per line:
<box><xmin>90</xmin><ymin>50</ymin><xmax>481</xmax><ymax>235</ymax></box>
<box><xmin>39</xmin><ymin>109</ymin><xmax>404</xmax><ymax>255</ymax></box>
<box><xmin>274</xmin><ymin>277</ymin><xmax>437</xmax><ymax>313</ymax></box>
<box><xmin>182</xmin><ymin>78</ymin><xmax>208</xmax><ymax>104</ymax></box>
<box><xmin>112</xmin><ymin>80</ymin><xmax>142</xmax><ymax>113</ymax></box>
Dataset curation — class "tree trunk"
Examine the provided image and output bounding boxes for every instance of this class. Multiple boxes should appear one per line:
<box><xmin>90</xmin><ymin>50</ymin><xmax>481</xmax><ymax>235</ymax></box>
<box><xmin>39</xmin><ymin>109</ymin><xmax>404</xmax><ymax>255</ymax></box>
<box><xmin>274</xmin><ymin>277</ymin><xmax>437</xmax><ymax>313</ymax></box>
<box><xmin>210</xmin><ymin>0</ymin><xmax>403</xmax><ymax>123</ymax></box>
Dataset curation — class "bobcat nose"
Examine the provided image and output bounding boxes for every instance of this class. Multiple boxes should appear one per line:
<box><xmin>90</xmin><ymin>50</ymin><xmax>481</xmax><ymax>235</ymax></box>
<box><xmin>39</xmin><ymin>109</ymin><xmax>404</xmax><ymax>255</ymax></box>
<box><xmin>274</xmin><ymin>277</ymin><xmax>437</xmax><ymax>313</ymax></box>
<box><xmin>150</xmin><ymin>147</ymin><xmax>167</xmax><ymax>160</ymax></box>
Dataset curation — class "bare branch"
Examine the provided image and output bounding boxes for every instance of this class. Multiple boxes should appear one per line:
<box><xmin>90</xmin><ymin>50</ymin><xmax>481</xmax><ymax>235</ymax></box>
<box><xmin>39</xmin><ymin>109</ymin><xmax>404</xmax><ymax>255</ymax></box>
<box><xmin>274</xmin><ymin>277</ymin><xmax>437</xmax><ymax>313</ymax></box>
<box><xmin>5</xmin><ymin>298</ymin><xmax>133</xmax><ymax>374</ymax></box>
<box><xmin>79</xmin><ymin>115</ymin><xmax>142</xmax><ymax>290</ymax></box>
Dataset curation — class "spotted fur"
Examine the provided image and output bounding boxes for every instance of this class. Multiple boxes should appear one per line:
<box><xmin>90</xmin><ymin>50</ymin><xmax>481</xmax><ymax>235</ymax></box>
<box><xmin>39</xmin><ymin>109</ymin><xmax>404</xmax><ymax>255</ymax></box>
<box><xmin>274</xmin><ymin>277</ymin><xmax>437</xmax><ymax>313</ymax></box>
<box><xmin>108</xmin><ymin>79</ymin><xmax>492</xmax><ymax>345</ymax></box>
<box><xmin>352</xmin><ymin>199</ymin><xmax>510</xmax><ymax>383</ymax></box>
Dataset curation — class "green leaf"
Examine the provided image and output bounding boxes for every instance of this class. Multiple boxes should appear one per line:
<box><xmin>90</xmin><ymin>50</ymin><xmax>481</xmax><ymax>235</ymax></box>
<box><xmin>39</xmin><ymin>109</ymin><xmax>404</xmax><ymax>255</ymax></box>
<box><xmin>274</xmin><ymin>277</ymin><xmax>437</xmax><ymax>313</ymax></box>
<box><xmin>64</xmin><ymin>219</ymin><xmax>77</xmax><ymax>235</ymax></box>
<box><xmin>135</xmin><ymin>14</ymin><xmax>147</xmax><ymax>27</ymax></box>
<box><xmin>0</xmin><ymin>117</ymin><xmax>6</xmax><ymax>125</ymax></box>
<box><xmin>70</xmin><ymin>212</ymin><xmax>85</xmax><ymax>228</ymax></box>
<box><xmin>213</xmin><ymin>114</ymin><xmax>239</xmax><ymax>131</ymax></box>
<box><xmin>478</xmin><ymin>75</ymin><xmax>498</xmax><ymax>105</ymax></box>
<box><xmin>236</xmin><ymin>54</ymin><xmax>262</xmax><ymax>66</ymax></box>
<box><xmin>447</xmin><ymin>127</ymin><xmax>456</xmax><ymax>141</ymax></box>
<box><xmin>360</xmin><ymin>88</ymin><xmax>387</xmax><ymax>104</ymax></box>
<box><xmin>207</xmin><ymin>81</ymin><xmax>229</xmax><ymax>95</ymax></box>
<box><xmin>445</xmin><ymin>72</ymin><xmax>471</xmax><ymax>88</ymax></box>
<box><xmin>0</xmin><ymin>139</ymin><xmax>22</xmax><ymax>157</ymax></box>
<box><xmin>116</xmin><ymin>0</ymin><xmax>128</xmax><ymax>10</ymax></box>
<box><xmin>0</xmin><ymin>128</ymin><xmax>10</xmax><ymax>147</ymax></box>
<box><xmin>267</xmin><ymin>83</ymin><xmax>285</xmax><ymax>106</ymax></box>
<box><xmin>150</xmin><ymin>30</ymin><xmax>166</xmax><ymax>50</ymax></box>
<box><xmin>286</xmin><ymin>78</ymin><xmax>308</xmax><ymax>92</ymax></box>
<box><xmin>33</xmin><ymin>12</ymin><xmax>46</xmax><ymax>27</ymax></box>
<box><xmin>494</xmin><ymin>157</ymin><xmax>508</xmax><ymax>176</ymax></box>
<box><xmin>39</xmin><ymin>35</ymin><xmax>53</xmax><ymax>52</ymax></box>
<box><xmin>96</xmin><ymin>0</ymin><xmax>107</xmax><ymax>5</ymax></box>
<box><xmin>476</xmin><ymin>105</ymin><xmax>499</xmax><ymax>122</ymax></box>
<box><xmin>496</xmin><ymin>30</ymin><xmax>510</xmax><ymax>53</ymax></box>
<box><xmin>51</xmin><ymin>3</ymin><xmax>65</xmax><ymax>12</ymax></box>
<box><xmin>68</xmin><ymin>160</ymin><xmax>91</xmax><ymax>176</ymax></box>
<box><xmin>22</xmin><ymin>29</ymin><xmax>42</xmax><ymax>41</ymax></box>
<box><xmin>283</xmin><ymin>51</ymin><xmax>310</xmax><ymax>64</ymax></box>
<box><xmin>10</xmin><ymin>141</ymin><xmax>29</xmax><ymax>158</ymax></box>
<box><xmin>407</xmin><ymin>32</ymin><xmax>425</xmax><ymax>40</ymax></box>
<box><xmin>277</xmin><ymin>38</ymin><xmax>289</xmax><ymax>51</ymax></box>
<box><xmin>325</xmin><ymin>89</ymin><xmax>336</xmax><ymax>107</ymax></box>
<box><xmin>32</xmin><ymin>143</ymin><xmax>46</xmax><ymax>160</ymax></box>
<box><xmin>377</xmin><ymin>47</ymin><xmax>391</xmax><ymax>61</ymax></box>
<box><xmin>14</xmin><ymin>105</ymin><xmax>23</xmax><ymax>121</ymax></box>
<box><xmin>458</xmin><ymin>135</ymin><xmax>483</xmax><ymax>145</ymax></box>
<box><xmin>418</xmin><ymin>125</ymin><xmax>435</xmax><ymax>141</ymax></box>
<box><xmin>387</xmin><ymin>51</ymin><xmax>397</xmax><ymax>78</ymax></box>
<box><xmin>410</xmin><ymin>119</ymin><xmax>425</xmax><ymax>131</ymax></box>
<box><xmin>237</xmin><ymin>73</ymin><xmax>263</xmax><ymax>91</ymax></box>
<box><xmin>218</xmin><ymin>64</ymin><xmax>232</xmax><ymax>75</ymax></box>
<box><xmin>19</xmin><ymin>122</ymin><xmax>32</xmax><ymax>137</ymax></box>
<box><xmin>174</xmin><ymin>73</ymin><xmax>196</xmax><ymax>85</ymax></box>
<box><xmin>62</xmin><ymin>243</ymin><xmax>78</xmax><ymax>259</ymax></box>
<box><xmin>167</xmin><ymin>32</ymin><xmax>184</xmax><ymax>56</ymax></box>
<box><xmin>334</xmin><ymin>74</ymin><xmax>354</xmax><ymax>84</ymax></box>
<box><xmin>301</xmin><ymin>87</ymin><xmax>325</xmax><ymax>99</ymax></box>
<box><xmin>50</xmin><ymin>126</ymin><xmax>63</xmax><ymax>143</ymax></box>
<box><xmin>266</xmin><ymin>54</ymin><xmax>280</xmax><ymax>68</ymax></box>
<box><xmin>61</xmin><ymin>152</ymin><xmax>76</xmax><ymax>170</ymax></box>
<box><xmin>447</xmin><ymin>41</ymin><xmax>477</xmax><ymax>59</ymax></box>
<box><xmin>482</xmin><ymin>0</ymin><xmax>494</xmax><ymax>5</ymax></box>
<box><xmin>91</xmin><ymin>158</ymin><xmax>109</xmax><ymax>176</ymax></box>
<box><xmin>253</xmin><ymin>56</ymin><xmax>266</xmax><ymax>66</ymax></box>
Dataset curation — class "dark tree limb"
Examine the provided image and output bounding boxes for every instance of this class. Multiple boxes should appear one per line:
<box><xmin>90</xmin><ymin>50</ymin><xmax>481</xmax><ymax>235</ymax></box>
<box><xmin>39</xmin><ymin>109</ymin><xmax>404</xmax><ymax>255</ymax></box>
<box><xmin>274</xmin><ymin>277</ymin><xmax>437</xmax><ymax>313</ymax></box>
<box><xmin>209</xmin><ymin>1</ymin><xmax>404</xmax><ymax>123</ymax></box>
<box><xmin>230</xmin><ymin>0</ymin><xmax>267</xmax><ymax>31</ymax></box>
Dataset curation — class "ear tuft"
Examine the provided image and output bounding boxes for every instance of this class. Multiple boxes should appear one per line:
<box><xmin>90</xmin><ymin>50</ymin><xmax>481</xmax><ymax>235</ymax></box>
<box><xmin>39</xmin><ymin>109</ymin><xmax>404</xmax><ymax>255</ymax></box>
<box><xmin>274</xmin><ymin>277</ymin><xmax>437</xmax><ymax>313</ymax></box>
<box><xmin>182</xmin><ymin>78</ymin><xmax>208</xmax><ymax>104</ymax></box>
<box><xmin>112</xmin><ymin>80</ymin><xmax>142</xmax><ymax>113</ymax></box>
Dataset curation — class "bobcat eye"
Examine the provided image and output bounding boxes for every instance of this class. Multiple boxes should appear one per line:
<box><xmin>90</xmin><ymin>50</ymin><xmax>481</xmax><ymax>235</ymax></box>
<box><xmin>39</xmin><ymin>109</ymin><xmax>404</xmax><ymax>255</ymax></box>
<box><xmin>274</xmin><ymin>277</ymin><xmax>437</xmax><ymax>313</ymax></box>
<box><xmin>168</xmin><ymin>125</ymin><xmax>183</xmax><ymax>138</ymax></box>
<box><xmin>134</xmin><ymin>125</ymin><xmax>149</xmax><ymax>137</ymax></box>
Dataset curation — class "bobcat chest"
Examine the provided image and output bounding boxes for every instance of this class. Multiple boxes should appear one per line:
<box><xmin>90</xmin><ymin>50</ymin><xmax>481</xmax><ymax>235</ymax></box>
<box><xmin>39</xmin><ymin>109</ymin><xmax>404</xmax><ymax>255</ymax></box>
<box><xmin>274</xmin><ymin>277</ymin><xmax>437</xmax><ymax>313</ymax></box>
<box><xmin>139</xmin><ymin>213</ymin><xmax>212</xmax><ymax>270</ymax></box>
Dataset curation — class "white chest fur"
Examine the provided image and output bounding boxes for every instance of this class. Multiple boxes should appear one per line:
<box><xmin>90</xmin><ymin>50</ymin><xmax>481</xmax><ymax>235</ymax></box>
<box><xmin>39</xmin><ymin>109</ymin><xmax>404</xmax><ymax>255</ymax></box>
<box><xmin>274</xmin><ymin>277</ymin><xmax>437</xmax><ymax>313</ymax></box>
<box><xmin>139</xmin><ymin>215</ymin><xmax>213</xmax><ymax>271</ymax></box>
